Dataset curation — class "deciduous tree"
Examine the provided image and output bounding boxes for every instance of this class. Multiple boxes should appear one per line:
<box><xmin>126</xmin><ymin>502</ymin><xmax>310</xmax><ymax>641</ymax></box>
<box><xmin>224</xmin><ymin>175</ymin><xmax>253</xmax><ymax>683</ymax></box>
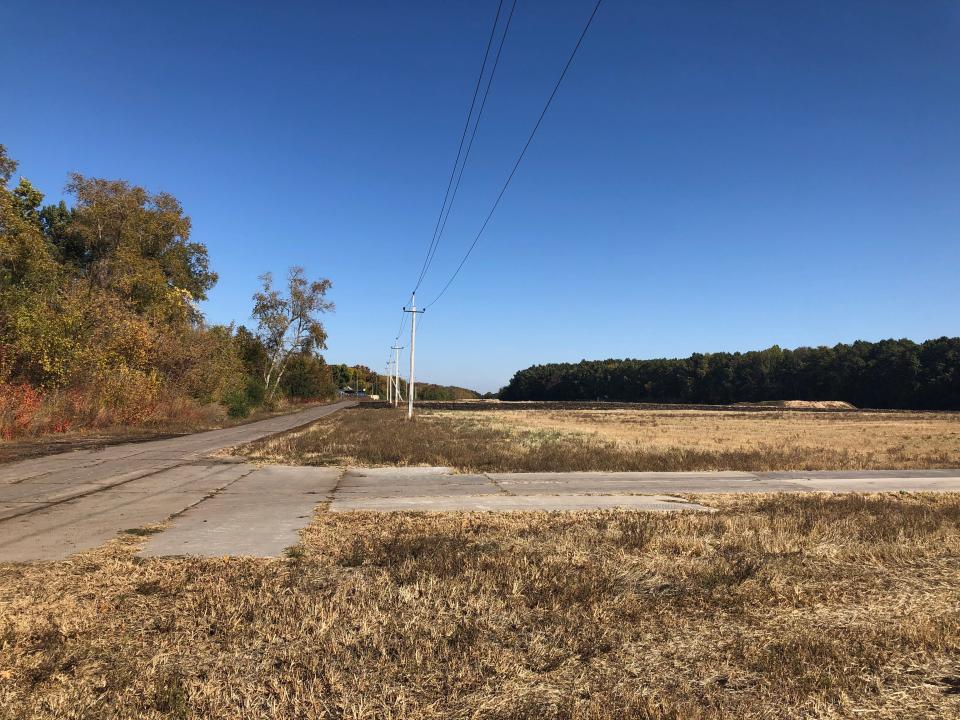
<box><xmin>252</xmin><ymin>267</ymin><xmax>333</xmax><ymax>400</ymax></box>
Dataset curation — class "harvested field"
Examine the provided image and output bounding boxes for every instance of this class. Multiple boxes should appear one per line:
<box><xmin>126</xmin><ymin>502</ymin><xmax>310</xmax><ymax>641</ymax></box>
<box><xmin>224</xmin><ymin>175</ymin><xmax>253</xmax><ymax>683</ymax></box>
<box><xmin>1</xmin><ymin>494</ymin><xmax>959</xmax><ymax>718</ymax></box>
<box><xmin>237</xmin><ymin>405</ymin><xmax>960</xmax><ymax>472</ymax></box>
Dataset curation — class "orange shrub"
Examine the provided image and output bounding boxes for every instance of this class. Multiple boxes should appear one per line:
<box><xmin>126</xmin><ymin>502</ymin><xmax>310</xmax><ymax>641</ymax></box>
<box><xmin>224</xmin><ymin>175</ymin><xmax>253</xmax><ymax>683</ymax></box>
<box><xmin>0</xmin><ymin>382</ymin><xmax>45</xmax><ymax>439</ymax></box>
<box><xmin>0</xmin><ymin>380</ymin><xmax>227</xmax><ymax>440</ymax></box>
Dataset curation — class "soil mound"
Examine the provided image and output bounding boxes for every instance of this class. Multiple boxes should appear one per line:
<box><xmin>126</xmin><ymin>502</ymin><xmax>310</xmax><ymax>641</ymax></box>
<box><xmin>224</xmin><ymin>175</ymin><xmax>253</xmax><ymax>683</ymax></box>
<box><xmin>737</xmin><ymin>400</ymin><xmax>857</xmax><ymax>410</ymax></box>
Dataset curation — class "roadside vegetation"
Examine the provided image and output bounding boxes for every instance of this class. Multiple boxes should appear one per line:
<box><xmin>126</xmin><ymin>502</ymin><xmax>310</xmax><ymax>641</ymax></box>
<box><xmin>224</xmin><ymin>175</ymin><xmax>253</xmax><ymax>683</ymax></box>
<box><xmin>1</xmin><ymin>493</ymin><xmax>958</xmax><ymax>718</ymax></box>
<box><xmin>0</xmin><ymin>144</ymin><xmax>338</xmax><ymax>441</ymax></box>
<box><xmin>501</xmin><ymin>338</ymin><xmax>960</xmax><ymax>409</ymax></box>
<box><xmin>237</xmin><ymin>405</ymin><xmax>960</xmax><ymax>472</ymax></box>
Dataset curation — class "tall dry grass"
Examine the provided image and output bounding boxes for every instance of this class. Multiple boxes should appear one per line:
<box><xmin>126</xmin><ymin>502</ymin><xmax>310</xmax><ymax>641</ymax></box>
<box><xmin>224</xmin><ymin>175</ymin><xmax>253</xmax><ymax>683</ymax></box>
<box><xmin>1</xmin><ymin>494</ymin><xmax>959</xmax><ymax>718</ymax></box>
<box><xmin>237</xmin><ymin>406</ymin><xmax>960</xmax><ymax>472</ymax></box>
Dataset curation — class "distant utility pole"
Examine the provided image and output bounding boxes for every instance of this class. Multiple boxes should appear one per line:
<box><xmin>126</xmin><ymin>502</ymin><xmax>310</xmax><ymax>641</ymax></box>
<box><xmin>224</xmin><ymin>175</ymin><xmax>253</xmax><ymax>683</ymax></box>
<box><xmin>385</xmin><ymin>363</ymin><xmax>391</xmax><ymax>404</ymax></box>
<box><xmin>391</xmin><ymin>344</ymin><xmax>405</xmax><ymax>407</ymax></box>
<box><xmin>403</xmin><ymin>294</ymin><xmax>425</xmax><ymax>420</ymax></box>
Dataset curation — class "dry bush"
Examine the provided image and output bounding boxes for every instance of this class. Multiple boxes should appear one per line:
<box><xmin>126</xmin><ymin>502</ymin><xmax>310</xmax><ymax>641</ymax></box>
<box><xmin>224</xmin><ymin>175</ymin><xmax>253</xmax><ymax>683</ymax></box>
<box><xmin>1</xmin><ymin>494</ymin><xmax>959</xmax><ymax>718</ymax></box>
<box><xmin>0</xmin><ymin>380</ymin><xmax>226</xmax><ymax>440</ymax></box>
<box><xmin>237</xmin><ymin>406</ymin><xmax>960</xmax><ymax>472</ymax></box>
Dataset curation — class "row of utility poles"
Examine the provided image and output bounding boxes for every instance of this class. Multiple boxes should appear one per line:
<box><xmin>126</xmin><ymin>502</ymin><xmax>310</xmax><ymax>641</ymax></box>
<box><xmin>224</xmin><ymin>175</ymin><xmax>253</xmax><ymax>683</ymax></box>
<box><xmin>385</xmin><ymin>344</ymin><xmax>404</xmax><ymax>407</ymax></box>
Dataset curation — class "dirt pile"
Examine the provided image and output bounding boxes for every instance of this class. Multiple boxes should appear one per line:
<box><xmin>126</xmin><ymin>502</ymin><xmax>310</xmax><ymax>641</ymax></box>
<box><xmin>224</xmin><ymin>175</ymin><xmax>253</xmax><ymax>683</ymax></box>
<box><xmin>739</xmin><ymin>400</ymin><xmax>857</xmax><ymax>410</ymax></box>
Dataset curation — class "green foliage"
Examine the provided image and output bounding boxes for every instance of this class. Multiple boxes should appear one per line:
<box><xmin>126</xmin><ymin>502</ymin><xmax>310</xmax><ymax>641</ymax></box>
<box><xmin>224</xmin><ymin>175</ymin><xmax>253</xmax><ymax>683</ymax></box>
<box><xmin>234</xmin><ymin>325</ymin><xmax>269</xmax><ymax>379</ymax></box>
<box><xmin>280</xmin><ymin>353</ymin><xmax>335</xmax><ymax>400</ymax></box>
<box><xmin>331</xmin><ymin>363</ymin><xmax>352</xmax><ymax>389</ymax></box>
<box><xmin>223</xmin><ymin>389</ymin><xmax>251</xmax><ymax>419</ymax></box>
<box><xmin>244</xmin><ymin>377</ymin><xmax>266</xmax><ymax>406</ymax></box>
<box><xmin>500</xmin><ymin>338</ymin><xmax>960</xmax><ymax>410</ymax></box>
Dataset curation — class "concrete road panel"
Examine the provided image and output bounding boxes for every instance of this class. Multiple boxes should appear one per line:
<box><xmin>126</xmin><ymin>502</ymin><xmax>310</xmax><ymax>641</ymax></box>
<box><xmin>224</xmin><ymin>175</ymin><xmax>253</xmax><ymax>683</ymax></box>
<box><xmin>0</xmin><ymin>463</ymin><xmax>256</xmax><ymax>561</ymax></box>
<box><xmin>331</xmin><ymin>494</ymin><xmax>711</xmax><ymax>512</ymax></box>
<box><xmin>140</xmin><ymin>466</ymin><xmax>340</xmax><ymax>557</ymax></box>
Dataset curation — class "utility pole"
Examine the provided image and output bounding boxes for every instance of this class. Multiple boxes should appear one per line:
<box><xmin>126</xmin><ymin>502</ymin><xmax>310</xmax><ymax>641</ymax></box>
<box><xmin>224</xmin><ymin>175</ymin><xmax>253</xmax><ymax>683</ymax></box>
<box><xmin>391</xmin><ymin>344</ymin><xmax>405</xmax><ymax>407</ymax></box>
<box><xmin>403</xmin><ymin>294</ymin><xmax>425</xmax><ymax>420</ymax></box>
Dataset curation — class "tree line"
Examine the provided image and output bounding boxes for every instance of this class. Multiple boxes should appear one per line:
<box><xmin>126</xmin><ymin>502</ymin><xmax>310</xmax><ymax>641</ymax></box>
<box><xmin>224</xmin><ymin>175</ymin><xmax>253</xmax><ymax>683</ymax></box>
<box><xmin>0</xmin><ymin>144</ymin><xmax>337</xmax><ymax>435</ymax></box>
<box><xmin>328</xmin><ymin>364</ymin><xmax>477</xmax><ymax>401</ymax></box>
<box><xmin>499</xmin><ymin>338</ymin><xmax>960</xmax><ymax>410</ymax></box>
<box><xmin>0</xmin><ymin>141</ymin><xmax>479</xmax><ymax>438</ymax></box>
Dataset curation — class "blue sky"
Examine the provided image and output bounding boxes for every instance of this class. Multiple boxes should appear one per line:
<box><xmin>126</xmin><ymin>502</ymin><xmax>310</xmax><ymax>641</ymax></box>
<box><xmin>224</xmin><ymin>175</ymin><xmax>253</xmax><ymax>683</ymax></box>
<box><xmin>3</xmin><ymin>1</ymin><xmax>958</xmax><ymax>392</ymax></box>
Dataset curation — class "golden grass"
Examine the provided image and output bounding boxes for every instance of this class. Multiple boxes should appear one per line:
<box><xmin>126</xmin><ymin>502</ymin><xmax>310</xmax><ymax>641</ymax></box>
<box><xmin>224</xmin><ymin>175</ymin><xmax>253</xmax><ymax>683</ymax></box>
<box><xmin>237</xmin><ymin>406</ymin><xmax>960</xmax><ymax>472</ymax></box>
<box><xmin>1</xmin><ymin>494</ymin><xmax>959</xmax><ymax>718</ymax></box>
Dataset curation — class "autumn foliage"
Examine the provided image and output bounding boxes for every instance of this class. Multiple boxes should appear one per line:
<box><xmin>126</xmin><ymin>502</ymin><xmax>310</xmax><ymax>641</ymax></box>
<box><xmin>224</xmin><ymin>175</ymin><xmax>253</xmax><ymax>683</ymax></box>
<box><xmin>0</xmin><ymin>144</ymin><xmax>330</xmax><ymax>439</ymax></box>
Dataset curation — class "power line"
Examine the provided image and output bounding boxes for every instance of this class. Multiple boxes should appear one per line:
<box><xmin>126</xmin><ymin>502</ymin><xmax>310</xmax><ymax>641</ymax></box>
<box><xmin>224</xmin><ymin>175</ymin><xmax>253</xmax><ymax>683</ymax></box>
<box><xmin>412</xmin><ymin>0</ymin><xmax>506</xmax><ymax>294</ymax></box>
<box><xmin>394</xmin><ymin>308</ymin><xmax>407</xmax><ymax>342</ymax></box>
<box><xmin>418</xmin><ymin>0</ymin><xmax>518</xmax><ymax>289</ymax></box>
<box><xmin>424</xmin><ymin>0</ymin><xmax>604</xmax><ymax>308</ymax></box>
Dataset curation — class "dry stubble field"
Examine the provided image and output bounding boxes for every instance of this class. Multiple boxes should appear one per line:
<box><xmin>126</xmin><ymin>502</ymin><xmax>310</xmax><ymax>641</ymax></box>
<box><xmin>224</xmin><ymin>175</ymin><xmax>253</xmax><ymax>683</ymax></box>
<box><xmin>238</xmin><ymin>404</ymin><xmax>960</xmax><ymax>472</ymax></box>
<box><xmin>5</xmin><ymin>403</ymin><xmax>960</xmax><ymax>718</ymax></box>
<box><xmin>2</xmin><ymin>494</ymin><xmax>959</xmax><ymax>719</ymax></box>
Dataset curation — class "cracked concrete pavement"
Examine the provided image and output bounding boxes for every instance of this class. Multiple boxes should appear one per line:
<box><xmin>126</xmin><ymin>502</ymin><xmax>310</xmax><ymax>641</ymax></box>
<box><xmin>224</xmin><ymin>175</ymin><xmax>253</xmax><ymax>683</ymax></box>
<box><xmin>1</xmin><ymin>403</ymin><xmax>958</xmax><ymax>561</ymax></box>
<box><xmin>0</xmin><ymin>401</ymin><xmax>355</xmax><ymax>561</ymax></box>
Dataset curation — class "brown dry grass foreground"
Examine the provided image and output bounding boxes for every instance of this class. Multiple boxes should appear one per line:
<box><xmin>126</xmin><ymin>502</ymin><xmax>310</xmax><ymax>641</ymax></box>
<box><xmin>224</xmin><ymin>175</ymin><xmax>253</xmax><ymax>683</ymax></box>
<box><xmin>1</xmin><ymin>495</ymin><xmax>960</xmax><ymax>718</ymax></box>
<box><xmin>238</xmin><ymin>406</ymin><xmax>960</xmax><ymax>472</ymax></box>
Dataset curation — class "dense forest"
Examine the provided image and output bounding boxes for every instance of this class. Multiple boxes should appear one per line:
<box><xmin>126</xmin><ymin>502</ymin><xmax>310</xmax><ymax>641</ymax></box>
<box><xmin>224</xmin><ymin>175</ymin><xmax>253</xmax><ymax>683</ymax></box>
<box><xmin>500</xmin><ymin>338</ymin><xmax>960</xmax><ymax>410</ymax></box>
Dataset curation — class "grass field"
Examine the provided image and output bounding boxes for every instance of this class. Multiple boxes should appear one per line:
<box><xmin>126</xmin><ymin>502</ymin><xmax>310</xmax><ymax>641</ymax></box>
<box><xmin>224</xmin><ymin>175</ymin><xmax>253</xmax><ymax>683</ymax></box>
<box><xmin>237</xmin><ymin>405</ymin><xmax>960</xmax><ymax>472</ymax></box>
<box><xmin>1</xmin><ymin>493</ymin><xmax>958</xmax><ymax>719</ymax></box>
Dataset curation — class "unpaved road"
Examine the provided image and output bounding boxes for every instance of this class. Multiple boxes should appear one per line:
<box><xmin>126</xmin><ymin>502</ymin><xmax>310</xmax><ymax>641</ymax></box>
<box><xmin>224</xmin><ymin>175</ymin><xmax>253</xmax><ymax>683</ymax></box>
<box><xmin>2</xmin><ymin>403</ymin><xmax>959</xmax><ymax>561</ymax></box>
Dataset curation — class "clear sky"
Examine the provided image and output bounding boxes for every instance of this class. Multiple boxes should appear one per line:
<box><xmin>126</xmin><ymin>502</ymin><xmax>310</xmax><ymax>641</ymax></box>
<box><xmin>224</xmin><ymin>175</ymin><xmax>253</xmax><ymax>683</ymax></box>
<box><xmin>3</xmin><ymin>1</ymin><xmax>958</xmax><ymax>392</ymax></box>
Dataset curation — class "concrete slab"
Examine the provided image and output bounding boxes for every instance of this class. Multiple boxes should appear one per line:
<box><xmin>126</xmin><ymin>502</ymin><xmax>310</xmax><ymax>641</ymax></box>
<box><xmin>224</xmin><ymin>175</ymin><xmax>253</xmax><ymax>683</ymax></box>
<box><xmin>335</xmin><ymin>484</ymin><xmax>503</xmax><ymax>498</ymax></box>
<box><xmin>487</xmin><ymin>471</ymin><xmax>758</xmax><ymax>482</ymax></box>
<box><xmin>9</xmin><ymin>491</ymin><xmax>213</xmax><ymax>561</ymax></box>
<box><xmin>753</xmin><ymin>469</ymin><xmax>960</xmax><ymax>480</ymax></box>
<box><xmin>0</xmin><ymin>465</ymin><xmax>250</xmax><ymax>562</ymax></box>
<box><xmin>496</xmin><ymin>478</ymin><xmax>800</xmax><ymax>494</ymax></box>
<box><xmin>0</xmin><ymin>503</ymin><xmax>35</xmax><ymax>521</ymax></box>
<box><xmin>140</xmin><ymin>465</ymin><xmax>340</xmax><ymax>557</ymax></box>
<box><xmin>336</xmin><ymin>469</ymin><xmax>498</xmax><ymax>500</ymax></box>
<box><xmin>343</xmin><ymin>467</ymin><xmax>455</xmax><ymax>477</ymax></box>
<box><xmin>330</xmin><ymin>493</ymin><xmax>710</xmax><ymax>513</ymax></box>
<box><xmin>337</xmin><ymin>474</ymin><xmax>490</xmax><ymax>488</ymax></box>
<box><xmin>0</xmin><ymin>401</ymin><xmax>354</xmax><ymax>486</ymax></box>
<box><xmin>787</xmin><ymin>477</ymin><xmax>960</xmax><ymax>493</ymax></box>
<box><xmin>758</xmin><ymin>469</ymin><xmax>960</xmax><ymax>480</ymax></box>
<box><xmin>0</xmin><ymin>480</ymin><xmax>106</xmax><ymax>503</ymax></box>
<box><xmin>0</xmin><ymin>402</ymin><xmax>354</xmax><ymax>562</ymax></box>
